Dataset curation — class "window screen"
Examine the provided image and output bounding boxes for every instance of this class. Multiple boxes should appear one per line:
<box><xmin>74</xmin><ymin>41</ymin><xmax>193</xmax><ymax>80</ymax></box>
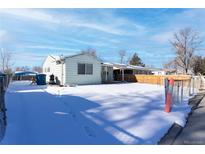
<box><xmin>78</xmin><ymin>63</ymin><xmax>93</xmax><ymax>75</ymax></box>
<box><xmin>78</xmin><ymin>63</ymin><xmax>85</xmax><ymax>74</ymax></box>
<box><xmin>86</xmin><ymin>64</ymin><xmax>93</xmax><ymax>74</ymax></box>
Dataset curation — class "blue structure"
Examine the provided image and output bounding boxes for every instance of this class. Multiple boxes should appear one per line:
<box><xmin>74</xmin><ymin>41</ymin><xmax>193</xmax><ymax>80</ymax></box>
<box><xmin>0</xmin><ymin>71</ymin><xmax>6</xmax><ymax>77</ymax></box>
<box><xmin>14</xmin><ymin>71</ymin><xmax>38</xmax><ymax>76</ymax></box>
<box><xmin>13</xmin><ymin>71</ymin><xmax>46</xmax><ymax>85</ymax></box>
<box><xmin>36</xmin><ymin>74</ymin><xmax>46</xmax><ymax>85</ymax></box>
<box><xmin>14</xmin><ymin>71</ymin><xmax>38</xmax><ymax>81</ymax></box>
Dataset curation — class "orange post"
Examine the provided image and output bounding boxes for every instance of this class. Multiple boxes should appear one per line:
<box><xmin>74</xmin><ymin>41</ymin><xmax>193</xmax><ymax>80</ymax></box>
<box><xmin>164</xmin><ymin>78</ymin><xmax>174</xmax><ymax>113</ymax></box>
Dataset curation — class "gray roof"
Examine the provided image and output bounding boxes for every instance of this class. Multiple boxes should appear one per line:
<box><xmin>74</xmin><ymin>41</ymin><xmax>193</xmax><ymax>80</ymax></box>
<box><xmin>65</xmin><ymin>53</ymin><xmax>102</xmax><ymax>62</ymax></box>
<box><xmin>44</xmin><ymin>52</ymin><xmax>102</xmax><ymax>65</ymax></box>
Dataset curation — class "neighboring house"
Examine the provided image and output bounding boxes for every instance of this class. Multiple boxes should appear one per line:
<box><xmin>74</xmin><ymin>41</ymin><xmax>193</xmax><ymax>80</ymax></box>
<box><xmin>164</xmin><ymin>68</ymin><xmax>177</xmax><ymax>75</ymax></box>
<box><xmin>151</xmin><ymin>68</ymin><xmax>167</xmax><ymax>75</ymax></box>
<box><xmin>43</xmin><ymin>53</ymin><xmax>102</xmax><ymax>85</ymax></box>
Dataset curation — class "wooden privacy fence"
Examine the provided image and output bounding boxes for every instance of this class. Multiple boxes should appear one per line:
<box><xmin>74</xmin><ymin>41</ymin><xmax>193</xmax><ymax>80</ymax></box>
<box><xmin>117</xmin><ymin>74</ymin><xmax>204</xmax><ymax>110</ymax></box>
<box><xmin>117</xmin><ymin>74</ymin><xmax>203</xmax><ymax>101</ymax></box>
<box><xmin>116</xmin><ymin>74</ymin><xmax>136</xmax><ymax>82</ymax></box>
<box><xmin>131</xmin><ymin>74</ymin><xmax>203</xmax><ymax>104</ymax></box>
<box><xmin>134</xmin><ymin>75</ymin><xmax>191</xmax><ymax>85</ymax></box>
<box><xmin>116</xmin><ymin>74</ymin><xmax>192</xmax><ymax>85</ymax></box>
<box><xmin>135</xmin><ymin>75</ymin><xmax>164</xmax><ymax>85</ymax></box>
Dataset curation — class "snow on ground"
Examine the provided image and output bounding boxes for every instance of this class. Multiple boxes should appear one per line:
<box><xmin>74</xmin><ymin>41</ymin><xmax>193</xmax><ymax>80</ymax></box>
<box><xmin>0</xmin><ymin>81</ymin><xmax>191</xmax><ymax>144</ymax></box>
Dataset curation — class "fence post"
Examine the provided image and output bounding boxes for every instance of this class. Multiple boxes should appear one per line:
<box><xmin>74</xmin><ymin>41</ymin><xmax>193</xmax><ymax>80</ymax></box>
<box><xmin>0</xmin><ymin>77</ymin><xmax>2</xmax><ymax>111</ymax></box>
<box><xmin>0</xmin><ymin>77</ymin><xmax>5</xmax><ymax>112</ymax></box>
<box><xmin>164</xmin><ymin>78</ymin><xmax>174</xmax><ymax>113</ymax></box>
<box><xmin>0</xmin><ymin>75</ymin><xmax>8</xmax><ymax>126</ymax></box>
<box><xmin>192</xmin><ymin>77</ymin><xmax>195</xmax><ymax>94</ymax></box>
<box><xmin>0</xmin><ymin>76</ymin><xmax>5</xmax><ymax>112</ymax></box>
<box><xmin>181</xmin><ymin>80</ymin><xmax>184</xmax><ymax>103</ymax></box>
<box><xmin>164</xmin><ymin>78</ymin><xmax>169</xmax><ymax>102</ymax></box>
<box><xmin>189</xmin><ymin>78</ymin><xmax>191</xmax><ymax>96</ymax></box>
<box><xmin>177</xmin><ymin>81</ymin><xmax>180</xmax><ymax>103</ymax></box>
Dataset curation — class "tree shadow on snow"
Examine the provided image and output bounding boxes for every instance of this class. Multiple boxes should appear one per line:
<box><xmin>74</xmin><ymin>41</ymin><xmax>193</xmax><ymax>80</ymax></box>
<box><xmin>3</xmin><ymin>84</ymin><xmax>172</xmax><ymax>145</ymax></box>
<box><xmin>3</xmin><ymin>89</ymin><xmax>124</xmax><ymax>144</ymax></box>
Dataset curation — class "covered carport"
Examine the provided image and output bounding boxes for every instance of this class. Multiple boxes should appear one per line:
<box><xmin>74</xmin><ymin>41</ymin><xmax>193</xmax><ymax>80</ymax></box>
<box><xmin>13</xmin><ymin>71</ymin><xmax>38</xmax><ymax>81</ymax></box>
<box><xmin>112</xmin><ymin>64</ymin><xmax>152</xmax><ymax>82</ymax></box>
<box><xmin>102</xmin><ymin>62</ymin><xmax>153</xmax><ymax>82</ymax></box>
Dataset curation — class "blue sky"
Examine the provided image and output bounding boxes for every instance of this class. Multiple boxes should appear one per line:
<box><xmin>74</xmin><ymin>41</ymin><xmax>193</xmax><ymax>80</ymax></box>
<box><xmin>0</xmin><ymin>8</ymin><xmax>205</xmax><ymax>68</ymax></box>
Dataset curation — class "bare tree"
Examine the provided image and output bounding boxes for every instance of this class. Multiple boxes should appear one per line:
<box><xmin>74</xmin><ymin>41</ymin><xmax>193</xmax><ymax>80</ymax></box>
<box><xmin>170</xmin><ymin>28</ymin><xmax>202</xmax><ymax>74</ymax></box>
<box><xmin>0</xmin><ymin>48</ymin><xmax>13</xmax><ymax>73</ymax></box>
<box><xmin>119</xmin><ymin>50</ymin><xmax>126</xmax><ymax>64</ymax></box>
<box><xmin>32</xmin><ymin>66</ymin><xmax>42</xmax><ymax>73</ymax></box>
<box><xmin>15</xmin><ymin>66</ymin><xmax>30</xmax><ymax>72</ymax></box>
<box><xmin>126</xmin><ymin>55</ymin><xmax>132</xmax><ymax>65</ymax></box>
<box><xmin>15</xmin><ymin>67</ymin><xmax>23</xmax><ymax>71</ymax></box>
<box><xmin>81</xmin><ymin>48</ymin><xmax>97</xmax><ymax>57</ymax></box>
<box><xmin>163</xmin><ymin>59</ymin><xmax>178</xmax><ymax>70</ymax></box>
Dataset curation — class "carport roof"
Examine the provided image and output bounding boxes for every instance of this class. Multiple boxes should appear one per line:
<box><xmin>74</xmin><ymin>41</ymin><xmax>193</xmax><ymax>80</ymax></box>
<box><xmin>14</xmin><ymin>71</ymin><xmax>38</xmax><ymax>76</ymax></box>
<box><xmin>102</xmin><ymin>62</ymin><xmax>152</xmax><ymax>71</ymax></box>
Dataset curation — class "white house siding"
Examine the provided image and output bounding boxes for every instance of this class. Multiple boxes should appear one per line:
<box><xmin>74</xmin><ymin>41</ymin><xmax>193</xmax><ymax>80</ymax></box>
<box><xmin>42</xmin><ymin>56</ymin><xmax>65</xmax><ymax>85</ymax></box>
<box><xmin>102</xmin><ymin>66</ymin><xmax>113</xmax><ymax>83</ymax></box>
<box><xmin>43</xmin><ymin>56</ymin><xmax>55</xmax><ymax>82</ymax></box>
<box><xmin>55</xmin><ymin>63</ymin><xmax>65</xmax><ymax>85</ymax></box>
<box><xmin>65</xmin><ymin>54</ymin><xmax>102</xmax><ymax>85</ymax></box>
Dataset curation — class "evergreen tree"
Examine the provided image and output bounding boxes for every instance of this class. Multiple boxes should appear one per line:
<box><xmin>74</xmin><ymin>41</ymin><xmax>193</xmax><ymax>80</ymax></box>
<box><xmin>129</xmin><ymin>53</ymin><xmax>145</xmax><ymax>66</ymax></box>
<box><xmin>192</xmin><ymin>56</ymin><xmax>205</xmax><ymax>75</ymax></box>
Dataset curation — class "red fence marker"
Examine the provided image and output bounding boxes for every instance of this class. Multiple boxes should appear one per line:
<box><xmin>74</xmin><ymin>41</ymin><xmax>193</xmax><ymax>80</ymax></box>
<box><xmin>164</xmin><ymin>78</ymin><xmax>174</xmax><ymax>113</ymax></box>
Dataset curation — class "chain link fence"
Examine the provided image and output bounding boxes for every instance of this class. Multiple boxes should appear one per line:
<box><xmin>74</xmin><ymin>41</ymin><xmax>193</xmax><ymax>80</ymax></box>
<box><xmin>0</xmin><ymin>74</ymin><xmax>12</xmax><ymax>142</ymax></box>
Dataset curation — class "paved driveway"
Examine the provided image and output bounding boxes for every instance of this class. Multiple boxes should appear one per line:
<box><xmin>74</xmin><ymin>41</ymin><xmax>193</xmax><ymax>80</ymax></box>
<box><xmin>173</xmin><ymin>96</ymin><xmax>205</xmax><ymax>144</ymax></box>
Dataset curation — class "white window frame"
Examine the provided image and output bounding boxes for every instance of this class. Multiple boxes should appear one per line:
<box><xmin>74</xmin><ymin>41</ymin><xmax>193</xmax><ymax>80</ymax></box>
<box><xmin>78</xmin><ymin>63</ymin><xmax>93</xmax><ymax>75</ymax></box>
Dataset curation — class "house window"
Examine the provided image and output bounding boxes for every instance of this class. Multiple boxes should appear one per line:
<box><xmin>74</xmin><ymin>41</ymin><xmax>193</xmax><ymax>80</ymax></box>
<box><xmin>47</xmin><ymin>67</ymin><xmax>50</xmax><ymax>72</ymax></box>
<box><xmin>78</xmin><ymin>64</ymin><xmax>85</xmax><ymax>74</ymax></box>
<box><xmin>86</xmin><ymin>64</ymin><xmax>93</xmax><ymax>74</ymax></box>
<box><xmin>78</xmin><ymin>63</ymin><xmax>93</xmax><ymax>75</ymax></box>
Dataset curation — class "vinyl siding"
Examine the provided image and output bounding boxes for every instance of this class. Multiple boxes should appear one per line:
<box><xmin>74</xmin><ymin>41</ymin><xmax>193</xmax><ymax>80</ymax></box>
<box><xmin>102</xmin><ymin>66</ymin><xmax>113</xmax><ymax>83</ymax></box>
<box><xmin>42</xmin><ymin>56</ymin><xmax>65</xmax><ymax>85</ymax></box>
<box><xmin>65</xmin><ymin>54</ymin><xmax>101</xmax><ymax>85</ymax></box>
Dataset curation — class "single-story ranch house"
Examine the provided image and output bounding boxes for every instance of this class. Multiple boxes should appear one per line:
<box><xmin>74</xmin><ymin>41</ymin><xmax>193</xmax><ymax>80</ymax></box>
<box><xmin>42</xmin><ymin>53</ymin><xmax>164</xmax><ymax>85</ymax></box>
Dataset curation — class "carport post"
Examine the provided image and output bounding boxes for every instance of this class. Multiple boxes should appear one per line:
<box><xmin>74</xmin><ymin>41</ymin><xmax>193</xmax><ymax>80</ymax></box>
<box><xmin>105</xmin><ymin>66</ymin><xmax>108</xmax><ymax>82</ymax></box>
<box><xmin>122</xmin><ymin>68</ymin><xmax>124</xmax><ymax>81</ymax></box>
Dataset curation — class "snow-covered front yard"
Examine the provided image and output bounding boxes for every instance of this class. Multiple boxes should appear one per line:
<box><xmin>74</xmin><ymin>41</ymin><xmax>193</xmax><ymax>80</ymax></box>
<box><xmin>1</xmin><ymin>81</ymin><xmax>191</xmax><ymax>144</ymax></box>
